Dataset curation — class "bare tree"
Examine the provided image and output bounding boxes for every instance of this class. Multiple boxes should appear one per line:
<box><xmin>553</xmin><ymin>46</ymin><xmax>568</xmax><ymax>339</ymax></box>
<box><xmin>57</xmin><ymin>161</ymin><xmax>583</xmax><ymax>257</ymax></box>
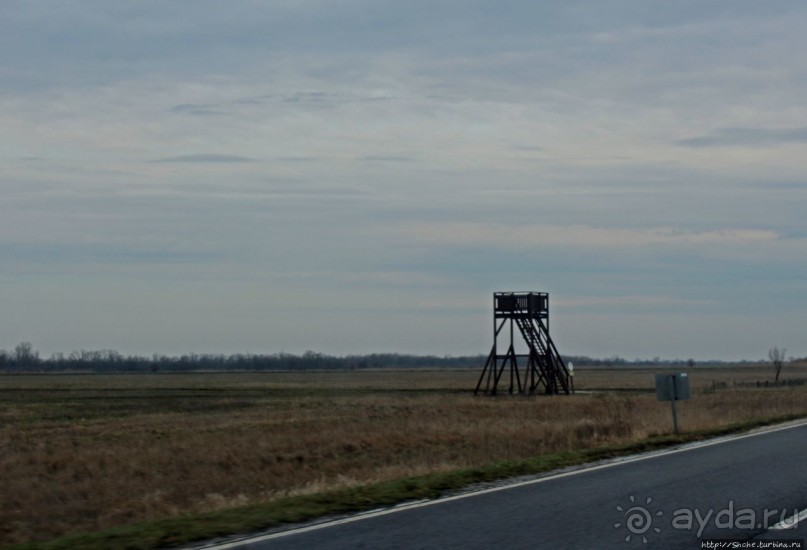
<box><xmin>14</xmin><ymin>341</ymin><xmax>39</xmax><ymax>366</ymax></box>
<box><xmin>768</xmin><ymin>347</ymin><xmax>786</xmax><ymax>385</ymax></box>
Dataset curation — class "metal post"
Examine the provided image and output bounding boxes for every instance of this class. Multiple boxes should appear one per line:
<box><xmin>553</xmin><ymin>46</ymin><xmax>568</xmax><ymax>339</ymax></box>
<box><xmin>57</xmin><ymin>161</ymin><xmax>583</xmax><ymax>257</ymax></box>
<box><xmin>670</xmin><ymin>375</ymin><xmax>679</xmax><ymax>434</ymax></box>
<box><xmin>670</xmin><ymin>398</ymin><xmax>679</xmax><ymax>434</ymax></box>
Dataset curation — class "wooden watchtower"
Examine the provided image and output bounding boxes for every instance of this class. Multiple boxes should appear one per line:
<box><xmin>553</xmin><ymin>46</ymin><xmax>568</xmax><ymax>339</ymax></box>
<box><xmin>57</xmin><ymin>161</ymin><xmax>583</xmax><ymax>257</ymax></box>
<box><xmin>474</xmin><ymin>292</ymin><xmax>570</xmax><ymax>396</ymax></box>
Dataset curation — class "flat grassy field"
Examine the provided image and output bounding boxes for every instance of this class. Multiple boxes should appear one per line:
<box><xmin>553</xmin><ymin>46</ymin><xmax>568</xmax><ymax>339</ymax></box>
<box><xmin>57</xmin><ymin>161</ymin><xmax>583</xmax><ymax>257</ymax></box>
<box><xmin>1</xmin><ymin>366</ymin><xmax>806</xmax><ymax>547</ymax></box>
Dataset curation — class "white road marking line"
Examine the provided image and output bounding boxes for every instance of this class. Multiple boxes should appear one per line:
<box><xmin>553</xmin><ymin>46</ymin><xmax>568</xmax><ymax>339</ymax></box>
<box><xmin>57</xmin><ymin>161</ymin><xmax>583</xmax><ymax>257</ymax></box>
<box><xmin>770</xmin><ymin>507</ymin><xmax>807</xmax><ymax>530</ymax></box>
<box><xmin>196</xmin><ymin>419</ymin><xmax>807</xmax><ymax>549</ymax></box>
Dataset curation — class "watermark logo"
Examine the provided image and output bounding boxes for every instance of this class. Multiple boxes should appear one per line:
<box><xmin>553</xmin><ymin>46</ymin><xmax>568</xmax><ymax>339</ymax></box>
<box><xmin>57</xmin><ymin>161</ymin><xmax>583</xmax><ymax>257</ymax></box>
<box><xmin>614</xmin><ymin>495</ymin><xmax>664</xmax><ymax>544</ymax></box>
<box><xmin>614</xmin><ymin>496</ymin><xmax>803</xmax><ymax>543</ymax></box>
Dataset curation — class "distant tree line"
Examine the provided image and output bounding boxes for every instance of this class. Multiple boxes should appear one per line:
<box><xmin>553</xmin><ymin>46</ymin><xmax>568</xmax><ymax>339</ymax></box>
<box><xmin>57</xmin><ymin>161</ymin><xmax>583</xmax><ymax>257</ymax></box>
<box><xmin>0</xmin><ymin>342</ymin><xmax>487</xmax><ymax>373</ymax></box>
<box><xmin>564</xmin><ymin>355</ymin><xmax>728</xmax><ymax>368</ymax></box>
<box><xmin>0</xmin><ymin>342</ymin><xmax>778</xmax><ymax>373</ymax></box>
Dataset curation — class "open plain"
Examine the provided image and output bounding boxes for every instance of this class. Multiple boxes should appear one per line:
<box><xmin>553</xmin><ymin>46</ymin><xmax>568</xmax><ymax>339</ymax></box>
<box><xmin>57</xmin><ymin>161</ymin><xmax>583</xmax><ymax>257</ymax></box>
<box><xmin>1</xmin><ymin>365</ymin><xmax>806</xmax><ymax>546</ymax></box>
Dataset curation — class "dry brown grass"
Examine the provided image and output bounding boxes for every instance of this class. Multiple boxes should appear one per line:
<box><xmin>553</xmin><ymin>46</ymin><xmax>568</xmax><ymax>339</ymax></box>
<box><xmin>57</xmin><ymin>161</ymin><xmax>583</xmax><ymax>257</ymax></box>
<box><xmin>1</xmin><ymin>367</ymin><xmax>806</xmax><ymax>545</ymax></box>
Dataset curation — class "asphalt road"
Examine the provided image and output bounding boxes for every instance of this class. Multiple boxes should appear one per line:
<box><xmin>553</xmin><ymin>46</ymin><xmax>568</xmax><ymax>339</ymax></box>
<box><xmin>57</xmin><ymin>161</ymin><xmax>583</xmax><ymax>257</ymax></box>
<box><xmin>202</xmin><ymin>422</ymin><xmax>807</xmax><ymax>550</ymax></box>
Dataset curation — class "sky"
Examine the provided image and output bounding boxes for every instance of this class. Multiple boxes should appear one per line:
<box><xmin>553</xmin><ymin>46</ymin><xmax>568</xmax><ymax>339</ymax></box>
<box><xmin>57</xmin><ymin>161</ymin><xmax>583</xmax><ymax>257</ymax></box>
<box><xmin>2</xmin><ymin>1</ymin><xmax>806</xmax><ymax>361</ymax></box>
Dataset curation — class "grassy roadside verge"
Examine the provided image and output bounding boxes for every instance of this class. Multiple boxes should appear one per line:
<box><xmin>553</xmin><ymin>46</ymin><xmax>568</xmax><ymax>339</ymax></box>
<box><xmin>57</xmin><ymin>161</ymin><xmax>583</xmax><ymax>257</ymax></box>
<box><xmin>13</xmin><ymin>413</ymin><xmax>806</xmax><ymax>550</ymax></box>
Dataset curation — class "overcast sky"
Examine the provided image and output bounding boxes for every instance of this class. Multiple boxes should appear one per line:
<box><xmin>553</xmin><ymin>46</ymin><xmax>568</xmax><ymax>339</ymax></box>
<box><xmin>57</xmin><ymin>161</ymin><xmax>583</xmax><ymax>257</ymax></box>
<box><xmin>2</xmin><ymin>1</ymin><xmax>806</xmax><ymax>360</ymax></box>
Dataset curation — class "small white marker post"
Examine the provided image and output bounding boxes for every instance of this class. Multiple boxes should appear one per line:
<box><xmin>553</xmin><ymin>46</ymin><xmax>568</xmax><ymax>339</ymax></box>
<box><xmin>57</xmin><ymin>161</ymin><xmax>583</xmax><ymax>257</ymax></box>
<box><xmin>568</xmin><ymin>361</ymin><xmax>574</xmax><ymax>393</ymax></box>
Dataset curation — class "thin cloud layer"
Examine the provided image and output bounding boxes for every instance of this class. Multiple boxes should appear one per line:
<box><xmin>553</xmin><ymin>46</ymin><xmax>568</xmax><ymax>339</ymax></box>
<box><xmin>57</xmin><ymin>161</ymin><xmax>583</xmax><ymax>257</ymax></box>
<box><xmin>2</xmin><ymin>1</ymin><xmax>807</xmax><ymax>359</ymax></box>
<box><xmin>677</xmin><ymin>127</ymin><xmax>807</xmax><ymax>148</ymax></box>
<box><xmin>151</xmin><ymin>154</ymin><xmax>256</xmax><ymax>164</ymax></box>
<box><xmin>401</xmin><ymin>223</ymin><xmax>779</xmax><ymax>249</ymax></box>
